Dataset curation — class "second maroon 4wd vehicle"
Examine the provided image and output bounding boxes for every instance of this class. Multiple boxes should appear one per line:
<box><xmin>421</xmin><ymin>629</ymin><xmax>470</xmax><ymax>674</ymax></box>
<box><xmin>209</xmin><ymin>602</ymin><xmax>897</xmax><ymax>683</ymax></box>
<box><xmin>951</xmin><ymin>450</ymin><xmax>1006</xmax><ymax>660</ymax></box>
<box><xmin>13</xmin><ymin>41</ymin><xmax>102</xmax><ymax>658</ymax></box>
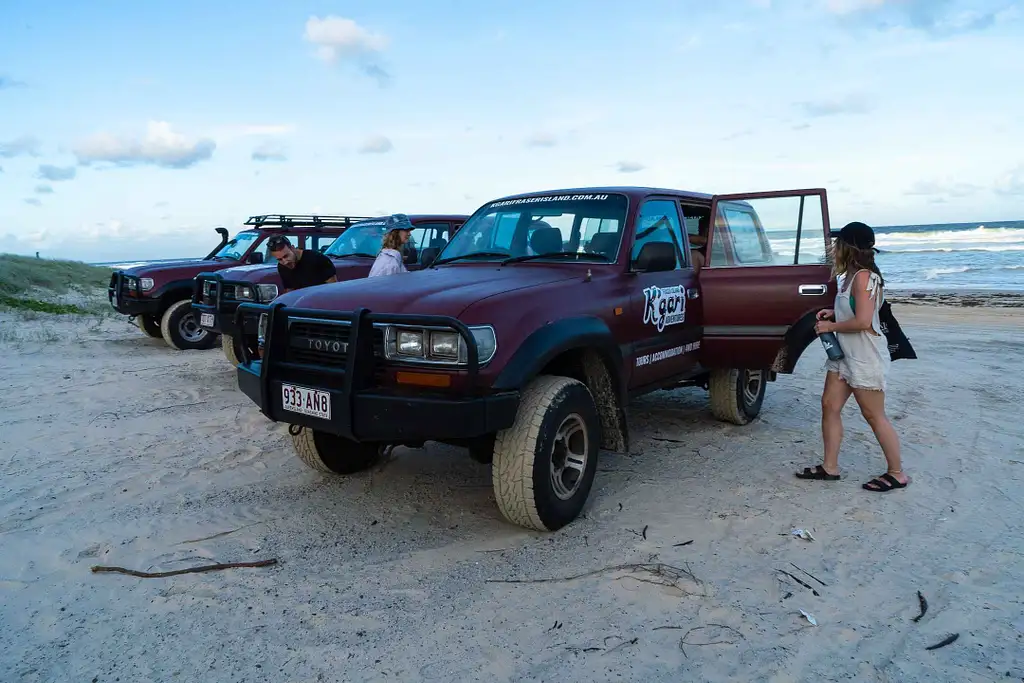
<box><xmin>192</xmin><ymin>214</ymin><xmax>468</xmax><ymax>366</ymax></box>
<box><xmin>233</xmin><ymin>187</ymin><xmax>837</xmax><ymax>531</ymax></box>
<box><xmin>108</xmin><ymin>214</ymin><xmax>367</xmax><ymax>350</ymax></box>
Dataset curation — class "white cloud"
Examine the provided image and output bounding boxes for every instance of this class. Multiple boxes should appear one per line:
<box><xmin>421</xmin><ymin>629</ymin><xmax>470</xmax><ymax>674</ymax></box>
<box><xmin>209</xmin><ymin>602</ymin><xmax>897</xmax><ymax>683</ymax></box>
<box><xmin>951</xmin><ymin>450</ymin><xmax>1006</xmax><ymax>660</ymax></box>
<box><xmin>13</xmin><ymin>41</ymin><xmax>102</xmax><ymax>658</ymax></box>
<box><xmin>252</xmin><ymin>140</ymin><xmax>288</xmax><ymax>162</ymax></box>
<box><xmin>904</xmin><ymin>179</ymin><xmax>982</xmax><ymax>197</ymax></box>
<box><xmin>304</xmin><ymin>16</ymin><xmax>388</xmax><ymax>61</ymax></box>
<box><xmin>615</xmin><ymin>161</ymin><xmax>646</xmax><ymax>173</ymax></box>
<box><xmin>0</xmin><ymin>135</ymin><xmax>41</xmax><ymax>158</ymax></box>
<box><xmin>37</xmin><ymin>164</ymin><xmax>77</xmax><ymax>181</ymax></box>
<box><xmin>798</xmin><ymin>92</ymin><xmax>872</xmax><ymax>117</ymax></box>
<box><xmin>524</xmin><ymin>132</ymin><xmax>558</xmax><ymax>148</ymax></box>
<box><xmin>23</xmin><ymin>198</ymin><xmax>41</xmax><ymax>207</ymax></box>
<box><xmin>303</xmin><ymin>16</ymin><xmax>390</xmax><ymax>84</ymax></box>
<box><xmin>358</xmin><ymin>135</ymin><xmax>393</xmax><ymax>154</ymax></box>
<box><xmin>73</xmin><ymin>121</ymin><xmax>216</xmax><ymax>169</ymax></box>
<box><xmin>34</xmin><ymin>184</ymin><xmax>54</xmax><ymax>194</ymax></box>
<box><xmin>995</xmin><ymin>165</ymin><xmax>1024</xmax><ymax>196</ymax></box>
<box><xmin>824</xmin><ymin>0</ymin><xmax>888</xmax><ymax>15</ymax></box>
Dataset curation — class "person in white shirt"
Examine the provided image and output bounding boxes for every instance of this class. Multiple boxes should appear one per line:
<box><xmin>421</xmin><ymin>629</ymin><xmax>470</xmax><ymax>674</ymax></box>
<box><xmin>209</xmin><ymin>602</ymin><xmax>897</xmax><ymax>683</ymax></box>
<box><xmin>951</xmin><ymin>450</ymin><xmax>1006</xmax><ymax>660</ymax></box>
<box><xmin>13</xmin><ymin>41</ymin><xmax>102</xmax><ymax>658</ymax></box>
<box><xmin>368</xmin><ymin>214</ymin><xmax>413</xmax><ymax>277</ymax></box>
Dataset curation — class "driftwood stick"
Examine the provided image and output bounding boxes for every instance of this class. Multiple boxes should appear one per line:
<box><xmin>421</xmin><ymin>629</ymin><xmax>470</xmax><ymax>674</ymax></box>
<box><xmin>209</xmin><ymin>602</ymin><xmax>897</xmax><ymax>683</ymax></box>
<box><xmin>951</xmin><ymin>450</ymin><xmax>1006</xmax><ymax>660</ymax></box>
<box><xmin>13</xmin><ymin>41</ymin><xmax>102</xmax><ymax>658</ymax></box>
<box><xmin>91</xmin><ymin>558</ymin><xmax>277</xmax><ymax>578</ymax></box>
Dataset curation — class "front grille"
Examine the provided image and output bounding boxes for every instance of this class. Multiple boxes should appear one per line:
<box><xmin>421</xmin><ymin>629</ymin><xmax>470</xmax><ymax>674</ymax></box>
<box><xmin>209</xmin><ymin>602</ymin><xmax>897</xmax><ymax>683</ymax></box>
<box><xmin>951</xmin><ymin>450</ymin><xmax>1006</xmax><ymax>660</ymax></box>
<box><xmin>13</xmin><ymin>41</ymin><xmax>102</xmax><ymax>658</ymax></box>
<box><xmin>201</xmin><ymin>281</ymin><xmax>237</xmax><ymax>306</ymax></box>
<box><xmin>285</xmin><ymin>321</ymin><xmax>384</xmax><ymax>369</ymax></box>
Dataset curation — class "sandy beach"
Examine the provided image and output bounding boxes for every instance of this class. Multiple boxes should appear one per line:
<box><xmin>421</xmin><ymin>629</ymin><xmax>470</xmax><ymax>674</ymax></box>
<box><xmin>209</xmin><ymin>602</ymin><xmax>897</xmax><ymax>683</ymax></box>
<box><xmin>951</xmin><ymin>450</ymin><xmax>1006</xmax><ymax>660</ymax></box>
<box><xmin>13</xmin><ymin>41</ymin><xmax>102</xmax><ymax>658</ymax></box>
<box><xmin>1</xmin><ymin>295</ymin><xmax>1022</xmax><ymax>683</ymax></box>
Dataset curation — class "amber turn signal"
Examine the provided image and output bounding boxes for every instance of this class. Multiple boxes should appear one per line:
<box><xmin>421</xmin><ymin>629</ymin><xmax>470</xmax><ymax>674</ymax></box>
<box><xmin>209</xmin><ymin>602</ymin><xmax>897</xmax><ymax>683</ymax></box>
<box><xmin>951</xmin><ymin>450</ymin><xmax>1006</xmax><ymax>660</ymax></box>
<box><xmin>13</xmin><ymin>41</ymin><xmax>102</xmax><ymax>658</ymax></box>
<box><xmin>395</xmin><ymin>371</ymin><xmax>452</xmax><ymax>388</ymax></box>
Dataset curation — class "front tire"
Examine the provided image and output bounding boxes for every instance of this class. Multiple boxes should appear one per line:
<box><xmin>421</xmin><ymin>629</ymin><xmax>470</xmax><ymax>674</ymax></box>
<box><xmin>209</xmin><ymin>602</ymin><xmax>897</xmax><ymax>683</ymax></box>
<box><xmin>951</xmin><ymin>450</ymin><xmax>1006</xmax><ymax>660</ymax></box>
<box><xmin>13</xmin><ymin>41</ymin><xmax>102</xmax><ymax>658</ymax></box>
<box><xmin>136</xmin><ymin>314</ymin><xmax>162</xmax><ymax>338</ymax></box>
<box><xmin>291</xmin><ymin>428</ymin><xmax>382</xmax><ymax>475</ymax></box>
<box><xmin>160</xmin><ymin>299</ymin><xmax>216</xmax><ymax>351</ymax></box>
<box><xmin>222</xmin><ymin>333</ymin><xmax>241</xmax><ymax>366</ymax></box>
<box><xmin>492</xmin><ymin>376</ymin><xmax>600</xmax><ymax>531</ymax></box>
<box><xmin>709</xmin><ymin>368</ymin><xmax>767</xmax><ymax>425</ymax></box>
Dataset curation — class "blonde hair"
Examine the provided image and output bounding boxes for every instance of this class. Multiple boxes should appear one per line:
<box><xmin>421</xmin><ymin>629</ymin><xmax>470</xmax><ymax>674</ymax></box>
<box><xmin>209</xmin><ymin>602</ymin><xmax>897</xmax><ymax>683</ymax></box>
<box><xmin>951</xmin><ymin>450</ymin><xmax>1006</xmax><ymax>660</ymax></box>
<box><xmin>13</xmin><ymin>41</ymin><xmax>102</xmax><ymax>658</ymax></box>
<box><xmin>381</xmin><ymin>229</ymin><xmax>405</xmax><ymax>252</ymax></box>
<box><xmin>832</xmin><ymin>239</ymin><xmax>885</xmax><ymax>288</ymax></box>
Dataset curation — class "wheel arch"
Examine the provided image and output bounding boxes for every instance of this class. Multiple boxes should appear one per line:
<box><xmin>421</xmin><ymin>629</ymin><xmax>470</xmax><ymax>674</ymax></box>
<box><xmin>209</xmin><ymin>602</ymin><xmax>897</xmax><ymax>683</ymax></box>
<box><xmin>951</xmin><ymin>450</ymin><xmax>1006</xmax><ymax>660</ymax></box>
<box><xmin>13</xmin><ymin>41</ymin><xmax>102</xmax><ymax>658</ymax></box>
<box><xmin>772</xmin><ymin>310</ymin><xmax>820</xmax><ymax>374</ymax></box>
<box><xmin>492</xmin><ymin>317</ymin><xmax>629</xmax><ymax>453</ymax></box>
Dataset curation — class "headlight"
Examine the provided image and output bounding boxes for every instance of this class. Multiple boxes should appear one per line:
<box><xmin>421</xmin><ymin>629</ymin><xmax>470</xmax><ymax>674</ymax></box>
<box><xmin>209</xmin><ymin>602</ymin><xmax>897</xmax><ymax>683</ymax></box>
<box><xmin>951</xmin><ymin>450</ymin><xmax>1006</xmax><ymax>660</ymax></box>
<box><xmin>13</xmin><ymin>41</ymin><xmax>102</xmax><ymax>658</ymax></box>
<box><xmin>139</xmin><ymin>278</ymin><xmax>154</xmax><ymax>291</ymax></box>
<box><xmin>257</xmin><ymin>313</ymin><xmax>268</xmax><ymax>344</ymax></box>
<box><xmin>430</xmin><ymin>331</ymin><xmax>459</xmax><ymax>359</ymax></box>
<box><xmin>236</xmin><ymin>285</ymin><xmax>254</xmax><ymax>301</ymax></box>
<box><xmin>397</xmin><ymin>329</ymin><xmax>424</xmax><ymax>356</ymax></box>
<box><xmin>256</xmin><ymin>284</ymin><xmax>279</xmax><ymax>302</ymax></box>
<box><xmin>384</xmin><ymin>325</ymin><xmax>496</xmax><ymax>364</ymax></box>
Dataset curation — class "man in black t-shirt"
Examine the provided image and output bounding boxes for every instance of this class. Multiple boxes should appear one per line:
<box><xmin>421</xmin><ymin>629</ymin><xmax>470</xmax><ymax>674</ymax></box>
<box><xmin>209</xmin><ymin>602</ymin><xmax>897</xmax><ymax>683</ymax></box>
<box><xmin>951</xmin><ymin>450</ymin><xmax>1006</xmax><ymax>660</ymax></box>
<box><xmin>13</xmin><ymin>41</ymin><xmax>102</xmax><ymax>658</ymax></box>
<box><xmin>267</xmin><ymin>235</ymin><xmax>337</xmax><ymax>294</ymax></box>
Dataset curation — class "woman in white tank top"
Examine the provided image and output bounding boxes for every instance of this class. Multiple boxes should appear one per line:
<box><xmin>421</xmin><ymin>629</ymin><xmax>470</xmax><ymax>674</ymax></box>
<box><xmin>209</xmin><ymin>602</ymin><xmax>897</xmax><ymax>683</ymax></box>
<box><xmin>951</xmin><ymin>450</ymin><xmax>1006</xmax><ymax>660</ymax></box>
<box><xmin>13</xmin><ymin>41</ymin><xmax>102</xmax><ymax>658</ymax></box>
<box><xmin>795</xmin><ymin>222</ymin><xmax>908</xmax><ymax>492</ymax></box>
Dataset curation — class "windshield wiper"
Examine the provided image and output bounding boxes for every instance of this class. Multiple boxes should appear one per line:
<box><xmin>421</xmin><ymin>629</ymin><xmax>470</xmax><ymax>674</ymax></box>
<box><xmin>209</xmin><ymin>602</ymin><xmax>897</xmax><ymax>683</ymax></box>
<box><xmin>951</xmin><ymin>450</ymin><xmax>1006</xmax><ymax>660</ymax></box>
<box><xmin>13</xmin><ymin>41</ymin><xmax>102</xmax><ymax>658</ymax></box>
<box><xmin>431</xmin><ymin>251</ymin><xmax>510</xmax><ymax>266</ymax></box>
<box><xmin>501</xmin><ymin>251</ymin><xmax>611</xmax><ymax>265</ymax></box>
<box><xmin>331</xmin><ymin>252</ymin><xmax>376</xmax><ymax>259</ymax></box>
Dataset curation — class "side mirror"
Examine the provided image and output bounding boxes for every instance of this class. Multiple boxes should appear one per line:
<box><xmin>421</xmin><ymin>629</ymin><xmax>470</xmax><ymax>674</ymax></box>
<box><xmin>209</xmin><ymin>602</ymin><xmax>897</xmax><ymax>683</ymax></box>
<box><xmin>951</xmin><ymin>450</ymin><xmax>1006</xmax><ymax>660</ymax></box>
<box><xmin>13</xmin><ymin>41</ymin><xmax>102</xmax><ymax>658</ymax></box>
<box><xmin>249</xmin><ymin>252</ymin><xmax>265</xmax><ymax>265</ymax></box>
<box><xmin>319</xmin><ymin>245</ymin><xmax>328</xmax><ymax>253</ymax></box>
<box><xmin>632</xmin><ymin>241</ymin><xmax>677</xmax><ymax>273</ymax></box>
<box><xmin>420</xmin><ymin>247</ymin><xmax>440</xmax><ymax>267</ymax></box>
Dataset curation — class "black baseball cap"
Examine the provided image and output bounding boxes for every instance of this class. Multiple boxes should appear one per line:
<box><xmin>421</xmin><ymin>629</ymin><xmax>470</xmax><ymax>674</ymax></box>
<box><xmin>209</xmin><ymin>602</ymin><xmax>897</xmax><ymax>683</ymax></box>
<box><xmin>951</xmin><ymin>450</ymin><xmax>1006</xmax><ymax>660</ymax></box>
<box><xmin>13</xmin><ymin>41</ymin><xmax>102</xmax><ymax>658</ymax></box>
<box><xmin>832</xmin><ymin>221</ymin><xmax>879</xmax><ymax>252</ymax></box>
<box><xmin>267</xmin><ymin>235</ymin><xmax>292</xmax><ymax>251</ymax></box>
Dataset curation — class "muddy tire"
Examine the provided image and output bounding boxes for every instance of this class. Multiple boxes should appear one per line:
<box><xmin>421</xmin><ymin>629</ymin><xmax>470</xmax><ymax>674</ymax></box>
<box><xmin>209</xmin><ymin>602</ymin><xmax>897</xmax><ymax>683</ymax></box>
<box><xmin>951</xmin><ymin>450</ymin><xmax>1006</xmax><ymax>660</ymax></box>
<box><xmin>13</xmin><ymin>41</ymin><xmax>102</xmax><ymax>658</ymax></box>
<box><xmin>136</xmin><ymin>314</ymin><xmax>162</xmax><ymax>338</ymax></box>
<box><xmin>160</xmin><ymin>299</ymin><xmax>216</xmax><ymax>351</ymax></box>
<box><xmin>222</xmin><ymin>333</ymin><xmax>241</xmax><ymax>366</ymax></box>
<box><xmin>492</xmin><ymin>375</ymin><xmax>600</xmax><ymax>531</ymax></box>
<box><xmin>291</xmin><ymin>427</ymin><xmax>381</xmax><ymax>475</ymax></box>
<box><xmin>709</xmin><ymin>368</ymin><xmax>767</xmax><ymax>425</ymax></box>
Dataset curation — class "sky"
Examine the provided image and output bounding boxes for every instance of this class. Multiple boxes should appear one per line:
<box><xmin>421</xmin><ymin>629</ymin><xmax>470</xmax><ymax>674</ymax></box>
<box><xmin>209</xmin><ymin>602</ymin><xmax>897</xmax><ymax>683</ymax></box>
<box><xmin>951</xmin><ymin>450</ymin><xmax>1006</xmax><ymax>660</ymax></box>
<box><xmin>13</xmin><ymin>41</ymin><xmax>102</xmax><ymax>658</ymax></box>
<box><xmin>1</xmin><ymin>0</ymin><xmax>1023</xmax><ymax>262</ymax></box>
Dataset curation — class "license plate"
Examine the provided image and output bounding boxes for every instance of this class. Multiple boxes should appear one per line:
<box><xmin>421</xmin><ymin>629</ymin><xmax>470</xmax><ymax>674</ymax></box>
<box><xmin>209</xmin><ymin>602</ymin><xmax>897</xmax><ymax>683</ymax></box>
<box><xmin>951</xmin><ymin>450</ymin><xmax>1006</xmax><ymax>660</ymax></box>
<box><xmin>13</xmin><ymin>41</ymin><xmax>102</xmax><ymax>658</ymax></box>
<box><xmin>200</xmin><ymin>313</ymin><xmax>215</xmax><ymax>327</ymax></box>
<box><xmin>281</xmin><ymin>384</ymin><xmax>331</xmax><ymax>420</ymax></box>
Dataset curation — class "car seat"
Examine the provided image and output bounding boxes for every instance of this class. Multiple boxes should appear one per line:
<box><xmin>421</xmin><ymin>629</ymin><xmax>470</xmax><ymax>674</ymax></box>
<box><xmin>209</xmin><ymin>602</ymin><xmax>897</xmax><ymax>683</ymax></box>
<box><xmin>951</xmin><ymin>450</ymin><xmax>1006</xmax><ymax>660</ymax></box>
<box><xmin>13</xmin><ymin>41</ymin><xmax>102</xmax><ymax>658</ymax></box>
<box><xmin>529</xmin><ymin>227</ymin><xmax>563</xmax><ymax>255</ymax></box>
<box><xmin>586</xmin><ymin>232</ymin><xmax>619</xmax><ymax>260</ymax></box>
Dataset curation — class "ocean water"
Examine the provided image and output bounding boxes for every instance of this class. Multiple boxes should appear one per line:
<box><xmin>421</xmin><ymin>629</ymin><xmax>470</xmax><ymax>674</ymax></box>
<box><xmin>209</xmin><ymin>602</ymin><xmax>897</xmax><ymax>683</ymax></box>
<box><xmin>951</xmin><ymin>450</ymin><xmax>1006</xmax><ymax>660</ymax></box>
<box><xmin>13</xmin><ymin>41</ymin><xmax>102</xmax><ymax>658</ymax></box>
<box><xmin>95</xmin><ymin>219</ymin><xmax>1024</xmax><ymax>292</ymax></box>
<box><xmin>871</xmin><ymin>220</ymin><xmax>1024</xmax><ymax>291</ymax></box>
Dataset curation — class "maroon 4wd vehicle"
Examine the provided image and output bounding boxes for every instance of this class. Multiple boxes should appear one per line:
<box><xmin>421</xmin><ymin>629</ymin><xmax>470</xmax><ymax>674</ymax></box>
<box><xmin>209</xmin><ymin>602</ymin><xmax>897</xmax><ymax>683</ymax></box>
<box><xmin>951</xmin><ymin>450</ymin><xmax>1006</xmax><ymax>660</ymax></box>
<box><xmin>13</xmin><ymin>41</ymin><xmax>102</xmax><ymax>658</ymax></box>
<box><xmin>192</xmin><ymin>214</ymin><xmax>468</xmax><ymax>366</ymax></box>
<box><xmin>108</xmin><ymin>214</ymin><xmax>367</xmax><ymax>350</ymax></box>
<box><xmin>233</xmin><ymin>187</ymin><xmax>837</xmax><ymax>531</ymax></box>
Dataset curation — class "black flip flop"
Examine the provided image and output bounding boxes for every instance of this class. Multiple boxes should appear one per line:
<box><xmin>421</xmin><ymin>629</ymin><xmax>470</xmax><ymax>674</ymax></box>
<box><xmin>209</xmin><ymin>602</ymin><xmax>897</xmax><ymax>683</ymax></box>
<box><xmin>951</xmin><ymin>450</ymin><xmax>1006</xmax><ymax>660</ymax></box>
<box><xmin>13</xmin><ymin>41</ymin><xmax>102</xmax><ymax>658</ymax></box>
<box><xmin>795</xmin><ymin>465</ymin><xmax>840</xmax><ymax>481</ymax></box>
<box><xmin>862</xmin><ymin>473</ymin><xmax>909</xmax><ymax>492</ymax></box>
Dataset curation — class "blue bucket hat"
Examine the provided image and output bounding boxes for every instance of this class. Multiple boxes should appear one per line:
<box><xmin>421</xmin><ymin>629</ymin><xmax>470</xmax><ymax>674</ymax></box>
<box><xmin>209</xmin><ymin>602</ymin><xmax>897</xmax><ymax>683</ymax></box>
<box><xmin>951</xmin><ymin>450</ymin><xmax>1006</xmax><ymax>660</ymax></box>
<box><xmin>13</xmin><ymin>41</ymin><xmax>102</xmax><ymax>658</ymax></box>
<box><xmin>385</xmin><ymin>214</ymin><xmax>413</xmax><ymax>232</ymax></box>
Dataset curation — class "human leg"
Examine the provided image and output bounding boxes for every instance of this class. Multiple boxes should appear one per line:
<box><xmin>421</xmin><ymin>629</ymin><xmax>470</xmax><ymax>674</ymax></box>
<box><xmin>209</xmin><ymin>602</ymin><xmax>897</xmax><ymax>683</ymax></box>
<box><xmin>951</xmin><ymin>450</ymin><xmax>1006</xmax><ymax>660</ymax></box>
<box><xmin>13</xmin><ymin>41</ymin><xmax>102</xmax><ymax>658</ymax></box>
<box><xmin>852</xmin><ymin>387</ymin><xmax>908</xmax><ymax>490</ymax></box>
<box><xmin>796</xmin><ymin>370</ymin><xmax>852</xmax><ymax>479</ymax></box>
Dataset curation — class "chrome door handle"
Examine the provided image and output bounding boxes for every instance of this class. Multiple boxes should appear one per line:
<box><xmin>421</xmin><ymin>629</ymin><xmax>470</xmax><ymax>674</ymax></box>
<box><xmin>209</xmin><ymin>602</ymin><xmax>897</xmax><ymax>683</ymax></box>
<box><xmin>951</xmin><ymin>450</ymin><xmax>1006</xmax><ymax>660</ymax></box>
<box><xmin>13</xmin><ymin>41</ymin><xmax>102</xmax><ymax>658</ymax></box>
<box><xmin>798</xmin><ymin>284</ymin><xmax>827</xmax><ymax>296</ymax></box>
<box><xmin>686</xmin><ymin>288</ymin><xmax>700</xmax><ymax>299</ymax></box>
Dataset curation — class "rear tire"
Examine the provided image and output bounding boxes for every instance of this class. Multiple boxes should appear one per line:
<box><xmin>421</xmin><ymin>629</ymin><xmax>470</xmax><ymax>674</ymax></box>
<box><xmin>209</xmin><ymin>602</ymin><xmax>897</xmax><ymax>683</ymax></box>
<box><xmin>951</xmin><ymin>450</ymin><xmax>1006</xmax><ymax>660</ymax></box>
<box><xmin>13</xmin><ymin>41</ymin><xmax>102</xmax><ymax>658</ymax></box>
<box><xmin>160</xmin><ymin>299</ymin><xmax>216</xmax><ymax>351</ymax></box>
<box><xmin>492</xmin><ymin>375</ymin><xmax>600</xmax><ymax>531</ymax></box>
<box><xmin>291</xmin><ymin>428</ymin><xmax>382</xmax><ymax>475</ymax></box>
<box><xmin>709</xmin><ymin>368</ymin><xmax>767</xmax><ymax>425</ymax></box>
<box><xmin>137</xmin><ymin>315</ymin><xmax>162</xmax><ymax>338</ymax></box>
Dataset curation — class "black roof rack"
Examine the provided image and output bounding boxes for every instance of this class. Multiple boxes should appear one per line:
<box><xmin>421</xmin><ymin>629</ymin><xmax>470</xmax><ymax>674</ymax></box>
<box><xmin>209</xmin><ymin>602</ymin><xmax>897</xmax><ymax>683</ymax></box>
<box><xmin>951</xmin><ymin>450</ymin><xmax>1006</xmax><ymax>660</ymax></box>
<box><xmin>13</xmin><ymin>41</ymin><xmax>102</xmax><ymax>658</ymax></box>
<box><xmin>244</xmin><ymin>214</ymin><xmax>374</xmax><ymax>230</ymax></box>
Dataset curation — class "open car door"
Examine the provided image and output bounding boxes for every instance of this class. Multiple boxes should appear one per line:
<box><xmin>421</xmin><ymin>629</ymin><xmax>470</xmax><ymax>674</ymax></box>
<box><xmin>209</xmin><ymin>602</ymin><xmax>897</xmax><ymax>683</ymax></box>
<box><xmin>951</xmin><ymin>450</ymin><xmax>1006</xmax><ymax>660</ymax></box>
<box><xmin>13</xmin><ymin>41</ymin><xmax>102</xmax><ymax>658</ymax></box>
<box><xmin>697</xmin><ymin>188</ymin><xmax>836</xmax><ymax>374</ymax></box>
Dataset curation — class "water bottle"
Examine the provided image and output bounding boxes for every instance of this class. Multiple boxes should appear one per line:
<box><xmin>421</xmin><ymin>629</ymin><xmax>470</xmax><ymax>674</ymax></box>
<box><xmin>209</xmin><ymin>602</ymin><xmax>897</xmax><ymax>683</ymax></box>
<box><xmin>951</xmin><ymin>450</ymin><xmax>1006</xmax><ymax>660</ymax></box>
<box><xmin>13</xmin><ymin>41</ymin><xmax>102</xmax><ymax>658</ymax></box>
<box><xmin>819</xmin><ymin>331</ymin><xmax>845</xmax><ymax>361</ymax></box>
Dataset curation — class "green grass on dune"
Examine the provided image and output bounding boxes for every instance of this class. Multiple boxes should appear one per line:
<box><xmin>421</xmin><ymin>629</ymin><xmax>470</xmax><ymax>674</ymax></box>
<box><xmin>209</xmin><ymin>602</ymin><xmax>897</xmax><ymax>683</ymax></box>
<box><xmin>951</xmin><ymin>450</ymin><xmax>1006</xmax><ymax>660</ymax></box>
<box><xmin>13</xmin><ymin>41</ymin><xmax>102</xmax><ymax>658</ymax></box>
<box><xmin>0</xmin><ymin>253</ymin><xmax>112</xmax><ymax>295</ymax></box>
<box><xmin>0</xmin><ymin>253</ymin><xmax>113</xmax><ymax>315</ymax></box>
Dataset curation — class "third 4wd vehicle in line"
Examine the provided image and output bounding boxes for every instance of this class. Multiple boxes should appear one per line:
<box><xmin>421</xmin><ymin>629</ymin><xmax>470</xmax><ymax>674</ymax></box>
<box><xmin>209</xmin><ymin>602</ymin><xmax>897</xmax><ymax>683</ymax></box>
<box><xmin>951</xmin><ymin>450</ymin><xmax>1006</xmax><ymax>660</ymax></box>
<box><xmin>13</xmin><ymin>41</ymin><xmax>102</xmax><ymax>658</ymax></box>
<box><xmin>233</xmin><ymin>187</ymin><xmax>837</xmax><ymax>531</ymax></box>
<box><xmin>109</xmin><ymin>214</ymin><xmax>367</xmax><ymax>351</ymax></box>
<box><xmin>192</xmin><ymin>214</ymin><xmax>468</xmax><ymax>366</ymax></box>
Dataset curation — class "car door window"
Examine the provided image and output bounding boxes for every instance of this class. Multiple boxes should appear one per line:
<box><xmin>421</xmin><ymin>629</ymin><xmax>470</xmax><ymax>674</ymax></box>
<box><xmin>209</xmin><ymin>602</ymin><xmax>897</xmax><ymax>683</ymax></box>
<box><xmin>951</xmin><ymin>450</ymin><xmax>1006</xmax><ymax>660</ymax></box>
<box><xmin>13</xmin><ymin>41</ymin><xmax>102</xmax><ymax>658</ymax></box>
<box><xmin>708</xmin><ymin>194</ymin><xmax>827</xmax><ymax>268</ymax></box>
<box><xmin>408</xmin><ymin>222</ymin><xmax>450</xmax><ymax>265</ymax></box>
<box><xmin>630</xmin><ymin>199</ymin><xmax>687</xmax><ymax>269</ymax></box>
<box><xmin>311</xmin><ymin>235</ymin><xmax>338</xmax><ymax>253</ymax></box>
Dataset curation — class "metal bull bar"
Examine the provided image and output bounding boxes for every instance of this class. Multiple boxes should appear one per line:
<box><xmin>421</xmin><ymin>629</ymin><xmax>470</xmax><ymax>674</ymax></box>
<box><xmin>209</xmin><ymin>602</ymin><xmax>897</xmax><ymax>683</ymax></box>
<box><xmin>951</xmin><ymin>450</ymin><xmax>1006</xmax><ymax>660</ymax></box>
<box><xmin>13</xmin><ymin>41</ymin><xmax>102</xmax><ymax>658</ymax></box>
<box><xmin>232</xmin><ymin>302</ymin><xmax>482</xmax><ymax>441</ymax></box>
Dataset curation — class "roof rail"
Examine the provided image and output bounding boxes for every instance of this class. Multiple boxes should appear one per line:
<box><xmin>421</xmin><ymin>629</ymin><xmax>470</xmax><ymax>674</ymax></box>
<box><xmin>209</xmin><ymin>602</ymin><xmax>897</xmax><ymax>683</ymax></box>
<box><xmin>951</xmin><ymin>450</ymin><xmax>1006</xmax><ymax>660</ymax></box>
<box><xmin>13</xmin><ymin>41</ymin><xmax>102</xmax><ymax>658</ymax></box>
<box><xmin>244</xmin><ymin>214</ymin><xmax>375</xmax><ymax>230</ymax></box>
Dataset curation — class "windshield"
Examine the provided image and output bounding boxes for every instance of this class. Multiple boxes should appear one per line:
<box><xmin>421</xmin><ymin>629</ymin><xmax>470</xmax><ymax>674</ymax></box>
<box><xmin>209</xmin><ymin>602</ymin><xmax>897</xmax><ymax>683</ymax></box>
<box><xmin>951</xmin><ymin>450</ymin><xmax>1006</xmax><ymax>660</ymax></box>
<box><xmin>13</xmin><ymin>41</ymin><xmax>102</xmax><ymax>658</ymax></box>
<box><xmin>213</xmin><ymin>231</ymin><xmax>260</xmax><ymax>260</ymax></box>
<box><xmin>323</xmin><ymin>221</ymin><xmax>390</xmax><ymax>257</ymax></box>
<box><xmin>437</xmin><ymin>193</ymin><xmax>628</xmax><ymax>264</ymax></box>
